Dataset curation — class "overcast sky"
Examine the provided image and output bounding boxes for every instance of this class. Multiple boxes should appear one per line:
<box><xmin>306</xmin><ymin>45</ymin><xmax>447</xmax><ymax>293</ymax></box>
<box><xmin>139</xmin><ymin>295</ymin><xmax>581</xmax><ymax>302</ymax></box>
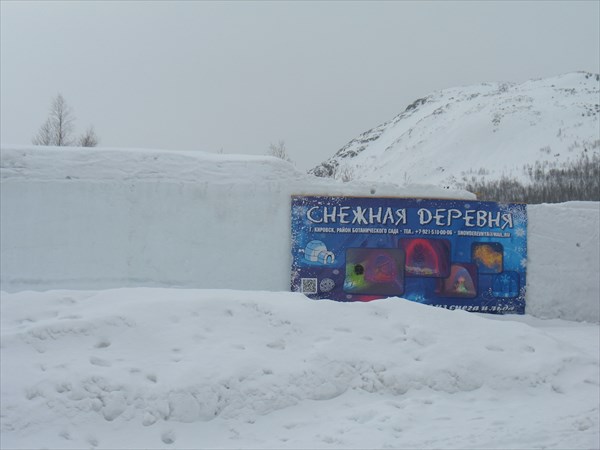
<box><xmin>1</xmin><ymin>1</ymin><xmax>599</xmax><ymax>170</ymax></box>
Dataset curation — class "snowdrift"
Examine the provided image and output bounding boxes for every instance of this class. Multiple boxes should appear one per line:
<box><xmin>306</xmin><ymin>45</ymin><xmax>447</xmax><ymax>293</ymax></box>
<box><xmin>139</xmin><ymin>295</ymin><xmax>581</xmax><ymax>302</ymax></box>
<box><xmin>1</xmin><ymin>288</ymin><xmax>598</xmax><ymax>449</ymax></box>
<box><xmin>1</xmin><ymin>146</ymin><xmax>599</xmax><ymax>323</ymax></box>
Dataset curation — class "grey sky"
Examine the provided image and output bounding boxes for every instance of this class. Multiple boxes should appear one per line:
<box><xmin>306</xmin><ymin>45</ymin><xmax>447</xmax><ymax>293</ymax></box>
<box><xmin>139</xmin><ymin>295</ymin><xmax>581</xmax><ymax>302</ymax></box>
<box><xmin>1</xmin><ymin>1</ymin><xmax>599</xmax><ymax>170</ymax></box>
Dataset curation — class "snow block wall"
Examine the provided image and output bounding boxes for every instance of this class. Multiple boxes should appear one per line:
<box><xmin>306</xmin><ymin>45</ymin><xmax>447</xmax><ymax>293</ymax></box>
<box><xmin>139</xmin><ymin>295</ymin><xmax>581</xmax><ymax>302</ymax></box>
<box><xmin>0</xmin><ymin>147</ymin><xmax>471</xmax><ymax>293</ymax></box>
<box><xmin>1</xmin><ymin>147</ymin><xmax>598</xmax><ymax>322</ymax></box>
<box><xmin>526</xmin><ymin>202</ymin><xmax>600</xmax><ymax>322</ymax></box>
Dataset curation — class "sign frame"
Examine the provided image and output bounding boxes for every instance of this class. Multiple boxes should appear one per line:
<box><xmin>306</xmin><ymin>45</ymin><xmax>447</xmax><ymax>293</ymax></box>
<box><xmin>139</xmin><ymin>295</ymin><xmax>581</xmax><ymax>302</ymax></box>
<box><xmin>291</xmin><ymin>195</ymin><xmax>528</xmax><ymax>314</ymax></box>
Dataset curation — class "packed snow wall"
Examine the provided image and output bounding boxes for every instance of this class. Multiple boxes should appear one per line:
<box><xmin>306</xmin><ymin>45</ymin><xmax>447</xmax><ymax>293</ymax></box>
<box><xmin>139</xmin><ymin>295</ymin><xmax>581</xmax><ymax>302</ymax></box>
<box><xmin>1</xmin><ymin>147</ymin><xmax>598</xmax><ymax>322</ymax></box>
<box><xmin>526</xmin><ymin>202</ymin><xmax>599</xmax><ymax>322</ymax></box>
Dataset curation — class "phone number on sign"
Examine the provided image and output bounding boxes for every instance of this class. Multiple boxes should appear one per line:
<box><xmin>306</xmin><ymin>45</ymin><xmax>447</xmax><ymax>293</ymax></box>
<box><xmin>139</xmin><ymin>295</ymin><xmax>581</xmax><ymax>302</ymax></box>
<box><xmin>413</xmin><ymin>229</ymin><xmax>453</xmax><ymax>236</ymax></box>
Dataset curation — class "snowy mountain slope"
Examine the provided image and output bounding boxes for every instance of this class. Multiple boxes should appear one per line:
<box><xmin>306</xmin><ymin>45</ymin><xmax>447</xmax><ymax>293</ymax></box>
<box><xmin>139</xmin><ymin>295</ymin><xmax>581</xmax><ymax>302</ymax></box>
<box><xmin>310</xmin><ymin>72</ymin><xmax>600</xmax><ymax>187</ymax></box>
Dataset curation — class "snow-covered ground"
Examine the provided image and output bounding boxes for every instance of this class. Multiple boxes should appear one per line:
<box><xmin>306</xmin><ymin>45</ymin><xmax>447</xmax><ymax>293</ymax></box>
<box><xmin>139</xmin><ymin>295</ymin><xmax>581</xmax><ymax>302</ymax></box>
<box><xmin>1</xmin><ymin>289</ymin><xmax>598</xmax><ymax>449</ymax></box>
<box><xmin>1</xmin><ymin>146</ymin><xmax>599</xmax><ymax>449</ymax></box>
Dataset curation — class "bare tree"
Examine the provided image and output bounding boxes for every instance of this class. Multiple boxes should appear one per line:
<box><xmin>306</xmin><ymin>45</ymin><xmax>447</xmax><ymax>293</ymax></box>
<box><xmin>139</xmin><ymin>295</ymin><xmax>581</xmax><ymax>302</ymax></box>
<box><xmin>33</xmin><ymin>94</ymin><xmax>75</xmax><ymax>146</ymax></box>
<box><xmin>78</xmin><ymin>126</ymin><xmax>99</xmax><ymax>147</ymax></box>
<box><xmin>32</xmin><ymin>118</ymin><xmax>53</xmax><ymax>146</ymax></box>
<box><xmin>268</xmin><ymin>140</ymin><xmax>293</xmax><ymax>164</ymax></box>
<box><xmin>335</xmin><ymin>164</ymin><xmax>355</xmax><ymax>182</ymax></box>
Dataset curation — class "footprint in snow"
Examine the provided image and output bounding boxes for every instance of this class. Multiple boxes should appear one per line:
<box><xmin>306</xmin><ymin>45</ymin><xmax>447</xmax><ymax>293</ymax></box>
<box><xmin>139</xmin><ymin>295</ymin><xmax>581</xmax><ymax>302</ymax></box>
<box><xmin>334</xmin><ymin>327</ymin><xmax>352</xmax><ymax>333</ymax></box>
<box><xmin>86</xmin><ymin>435</ymin><xmax>99</xmax><ymax>447</ymax></box>
<box><xmin>146</xmin><ymin>374</ymin><xmax>158</xmax><ymax>383</ymax></box>
<box><xmin>161</xmin><ymin>430</ymin><xmax>176</xmax><ymax>445</ymax></box>
<box><xmin>94</xmin><ymin>339</ymin><xmax>111</xmax><ymax>349</ymax></box>
<box><xmin>266</xmin><ymin>339</ymin><xmax>286</xmax><ymax>350</ymax></box>
<box><xmin>90</xmin><ymin>356</ymin><xmax>111</xmax><ymax>367</ymax></box>
<box><xmin>485</xmin><ymin>344</ymin><xmax>505</xmax><ymax>352</ymax></box>
<box><xmin>171</xmin><ymin>348</ymin><xmax>183</xmax><ymax>362</ymax></box>
<box><xmin>58</xmin><ymin>314</ymin><xmax>82</xmax><ymax>320</ymax></box>
<box><xmin>58</xmin><ymin>429</ymin><xmax>71</xmax><ymax>440</ymax></box>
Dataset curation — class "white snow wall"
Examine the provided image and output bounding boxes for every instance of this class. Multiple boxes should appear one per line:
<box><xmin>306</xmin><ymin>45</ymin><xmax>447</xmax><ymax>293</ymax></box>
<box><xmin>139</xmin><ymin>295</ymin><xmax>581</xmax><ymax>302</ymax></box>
<box><xmin>1</xmin><ymin>147</ymin><xmax>598</xmax><ymax>322</ymax></box>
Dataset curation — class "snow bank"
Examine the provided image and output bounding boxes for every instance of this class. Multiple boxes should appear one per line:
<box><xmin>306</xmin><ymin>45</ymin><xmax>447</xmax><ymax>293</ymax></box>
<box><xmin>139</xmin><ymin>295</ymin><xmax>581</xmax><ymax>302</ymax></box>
<box><xmin>0</xmin><ymin>145</ymin><xmax>471</xmax><ymax>294</ymax></box>
<box><xmin>1</xmin><ymin>146</ymin><xmax>599</xmax><ymax>322</ymax></box>
<box><xmin>1</xmin><ymin>288</ymin><xmax>598</xmax><ymax>449</ymax></box>
<box><xmin>527</xmin><ymin>202</ymin><xmax>600</xmax><ymax>322</ymax></box>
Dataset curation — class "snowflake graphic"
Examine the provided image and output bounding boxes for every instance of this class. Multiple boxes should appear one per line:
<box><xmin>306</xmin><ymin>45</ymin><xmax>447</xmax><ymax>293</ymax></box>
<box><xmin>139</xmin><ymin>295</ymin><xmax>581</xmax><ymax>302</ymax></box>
<box><xmin>515</xmin><ymin>228</ymin><xmax>526</xmax><ymax>238</ymax></box>
<box><xmin>514</xmin><ymin>245</ymin><xmax>527</xmax><ymax>255</ymax></box>
<box><xmin>498</xmin><ymin>273</ymin><xmax>511</xmax><ymax>284</ymax></box>
<box><xmin>480</xmin><ymin>287</ymin><xmax>495</xmax><ymax>301</ymax></box>
<box><xmin>503</xmin><ymin>204</ymin><xmax>528</xmax><ymax>226</ymax></box>
<box><xmin>520</xmin><ymin>258</ymin><xmax>528</xmax><ymax>268</ymax></box>
<box><xmin>516</xmin><ymin>286</ymin><xmax>527</xmax><ymax>304</ymax></box>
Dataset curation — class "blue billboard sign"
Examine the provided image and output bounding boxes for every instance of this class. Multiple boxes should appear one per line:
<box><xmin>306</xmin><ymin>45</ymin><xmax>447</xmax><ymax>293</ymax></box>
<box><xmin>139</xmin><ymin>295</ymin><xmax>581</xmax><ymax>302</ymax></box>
<box><xmin>291</xmin><ymin>196</ymin><xmax>527</xmax><ymax>314</ymax></box>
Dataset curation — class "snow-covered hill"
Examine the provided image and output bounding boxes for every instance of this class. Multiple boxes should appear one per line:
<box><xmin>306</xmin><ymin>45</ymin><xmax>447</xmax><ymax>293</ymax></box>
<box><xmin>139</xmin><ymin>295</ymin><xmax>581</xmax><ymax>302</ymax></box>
<box><xmin>310</xmin><ymin>72</ymin><xmax>600</xmax><ymax>188</ymax></box>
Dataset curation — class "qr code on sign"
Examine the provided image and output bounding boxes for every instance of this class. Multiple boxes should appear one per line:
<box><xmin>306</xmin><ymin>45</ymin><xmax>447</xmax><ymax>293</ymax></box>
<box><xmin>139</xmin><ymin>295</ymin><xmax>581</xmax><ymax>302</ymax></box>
<box><xmin>300</xmin><ymin>278</ymin><xmax>318</xmax><ymax>294</ymax></box>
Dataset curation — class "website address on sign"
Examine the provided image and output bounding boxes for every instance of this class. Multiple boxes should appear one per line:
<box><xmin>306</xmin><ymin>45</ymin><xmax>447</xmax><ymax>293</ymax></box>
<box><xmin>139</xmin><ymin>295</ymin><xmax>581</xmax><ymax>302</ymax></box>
<box><xmin>457</xmin><ymin>230</ymin><xmax>510</xmax><ymax>238</ymax></box>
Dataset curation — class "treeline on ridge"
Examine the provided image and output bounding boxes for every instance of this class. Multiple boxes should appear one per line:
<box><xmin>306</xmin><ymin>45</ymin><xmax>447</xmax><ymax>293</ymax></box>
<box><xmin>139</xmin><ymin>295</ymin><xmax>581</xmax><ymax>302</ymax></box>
<box><xmin>460</xmin><ymin>152</ymin><xmax>599</xmax><ymax>204</ymax></box>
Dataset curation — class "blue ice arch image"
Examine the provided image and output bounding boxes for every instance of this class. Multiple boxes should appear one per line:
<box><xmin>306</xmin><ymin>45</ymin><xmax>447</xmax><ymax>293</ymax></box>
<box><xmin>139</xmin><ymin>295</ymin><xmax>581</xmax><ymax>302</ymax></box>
<box><xmin>304</xmin><ymin>240</ymin><xmax>335</xmax><ymax>265</ymax></box>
